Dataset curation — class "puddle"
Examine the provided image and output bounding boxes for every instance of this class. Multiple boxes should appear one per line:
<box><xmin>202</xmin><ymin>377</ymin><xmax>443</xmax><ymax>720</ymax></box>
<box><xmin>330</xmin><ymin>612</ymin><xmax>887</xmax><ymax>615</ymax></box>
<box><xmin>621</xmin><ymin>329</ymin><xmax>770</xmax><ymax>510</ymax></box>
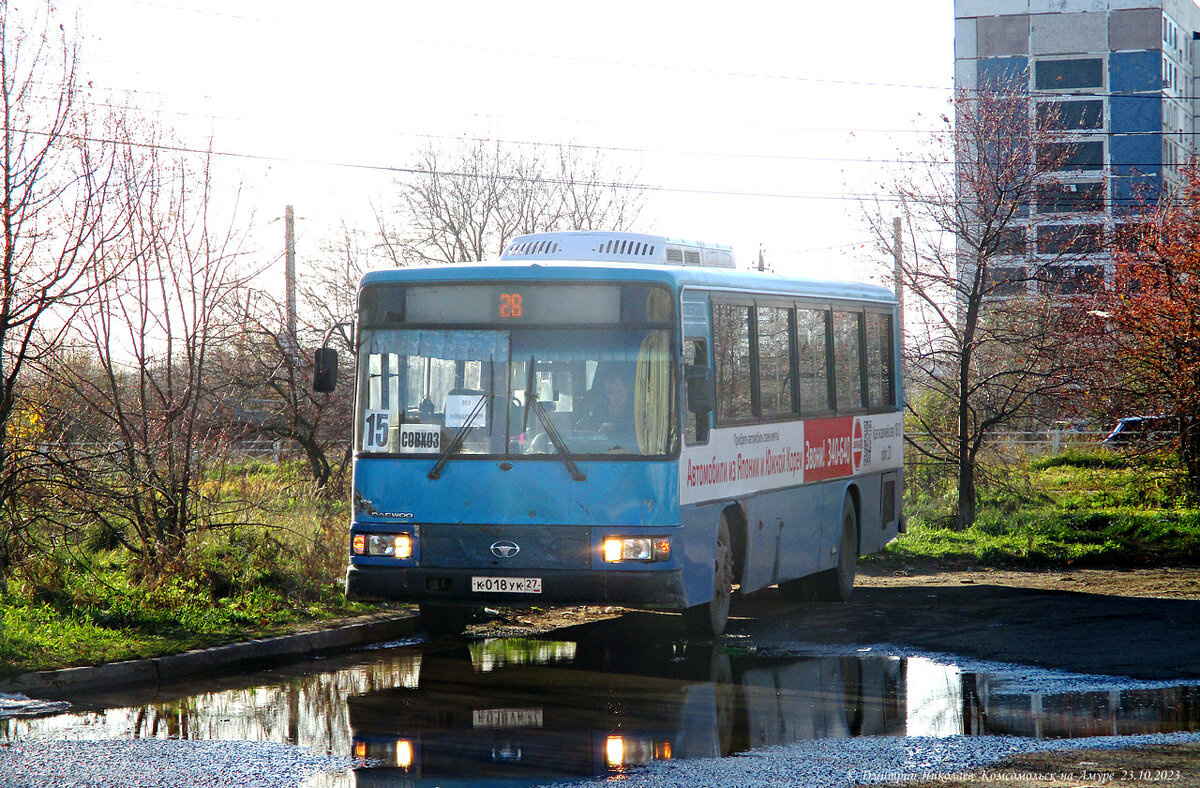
<box><xmin>3</xmin><ymin>634</ymin><xmax>1199</xmax><ymax>787</ymax></box>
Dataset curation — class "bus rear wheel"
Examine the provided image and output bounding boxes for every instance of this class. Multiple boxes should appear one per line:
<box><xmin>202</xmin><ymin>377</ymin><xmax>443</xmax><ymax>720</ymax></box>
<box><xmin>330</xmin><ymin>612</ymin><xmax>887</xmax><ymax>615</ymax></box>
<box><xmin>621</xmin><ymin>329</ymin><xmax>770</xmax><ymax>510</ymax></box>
<box><xmin>419</xmin><ymin>604</ymin><xmax>475</xmax><ymax>637</ymax></box>
<box><xmin>683</xmin><ymin>514</ymin><xmax>734</xmax><ymax>637</ymax></box>
<box><xmin>811</xmin><ymin>497</ymin><xmax>858</xmax><ymax>602</ymax></box>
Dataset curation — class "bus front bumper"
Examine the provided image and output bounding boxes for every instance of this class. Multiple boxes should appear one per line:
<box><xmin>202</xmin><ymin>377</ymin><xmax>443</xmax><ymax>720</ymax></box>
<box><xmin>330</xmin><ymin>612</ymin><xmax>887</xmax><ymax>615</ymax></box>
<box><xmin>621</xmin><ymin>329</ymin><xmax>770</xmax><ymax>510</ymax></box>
<box><xmin>345</xmin><ymin>564</ymin><xmax>688</xmax><ymax>610</ymax></box>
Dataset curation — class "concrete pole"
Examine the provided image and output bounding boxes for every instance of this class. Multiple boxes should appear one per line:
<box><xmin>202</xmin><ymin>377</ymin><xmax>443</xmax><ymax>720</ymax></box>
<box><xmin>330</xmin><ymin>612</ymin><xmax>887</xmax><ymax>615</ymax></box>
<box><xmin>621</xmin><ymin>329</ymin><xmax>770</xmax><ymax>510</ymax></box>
<box><xmin>285</xmin><ymin>205</ymin><xmax>297</xmax><ymax>344</ymax></box>
<box><xmin>893</xmin><ymin>217</ymin><xmax>905</xmax><ymax>333</ymax></box>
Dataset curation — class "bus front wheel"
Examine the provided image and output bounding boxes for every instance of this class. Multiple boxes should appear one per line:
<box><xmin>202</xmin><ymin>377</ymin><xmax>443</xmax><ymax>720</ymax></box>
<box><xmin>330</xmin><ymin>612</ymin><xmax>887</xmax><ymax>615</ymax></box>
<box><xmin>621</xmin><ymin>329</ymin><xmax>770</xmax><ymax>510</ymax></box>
<box><xmin>683</xmin><ymin>513</ymin><xmax>734</xmax><ymax>637</ymax></box>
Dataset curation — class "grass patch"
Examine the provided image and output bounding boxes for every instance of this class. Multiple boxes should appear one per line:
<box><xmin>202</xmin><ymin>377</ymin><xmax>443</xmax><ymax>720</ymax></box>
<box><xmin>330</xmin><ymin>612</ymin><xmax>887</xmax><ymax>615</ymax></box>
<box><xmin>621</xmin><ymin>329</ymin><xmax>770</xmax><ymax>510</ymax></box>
<box><xmin>0</xmin><ymin>460</ymin><xmax>374</xmax><ymax>678</ymax></box>
<box><xmin>878</xmin><ymin>449</ymin><xmax>1200</xmax><ymax>569</ymax></box>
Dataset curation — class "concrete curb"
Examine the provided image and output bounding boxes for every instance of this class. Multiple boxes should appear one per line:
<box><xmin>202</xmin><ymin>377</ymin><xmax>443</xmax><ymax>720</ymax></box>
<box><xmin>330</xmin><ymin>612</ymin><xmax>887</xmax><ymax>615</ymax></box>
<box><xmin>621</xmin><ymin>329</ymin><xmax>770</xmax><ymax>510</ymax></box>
<box><xmin>0</xmin><ymin>610</ymin><xmax>421</xmax><ymax>698</ymax></box>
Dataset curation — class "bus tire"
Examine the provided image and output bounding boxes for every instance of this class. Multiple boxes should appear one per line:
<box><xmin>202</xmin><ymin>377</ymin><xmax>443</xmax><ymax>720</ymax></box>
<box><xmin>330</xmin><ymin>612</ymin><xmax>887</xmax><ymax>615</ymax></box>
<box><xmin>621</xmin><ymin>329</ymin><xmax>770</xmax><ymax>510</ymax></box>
<box><xmin>683</xmin><ymin>513</ymin><xmax>734</xmax><ymax>637</ymax></box>
<box><xmin>419</xmin><ymin>604</ymin><xmax>475</xmax><ymax>637</ymax></box>
<box><xmin>812</xmin><ymin>496</ymin><xmax>858</xmax><ymax>602</ymax></box>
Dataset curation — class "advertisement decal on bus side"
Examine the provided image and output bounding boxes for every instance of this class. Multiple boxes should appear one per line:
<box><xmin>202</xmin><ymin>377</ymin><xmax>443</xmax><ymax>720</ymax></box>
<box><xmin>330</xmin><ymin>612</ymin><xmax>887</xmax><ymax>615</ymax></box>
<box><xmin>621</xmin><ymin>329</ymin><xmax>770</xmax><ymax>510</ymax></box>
<box><xmin>680</xmin><ymin>411</ymin><xmax>903</xmax><ymax>505</ymax></box>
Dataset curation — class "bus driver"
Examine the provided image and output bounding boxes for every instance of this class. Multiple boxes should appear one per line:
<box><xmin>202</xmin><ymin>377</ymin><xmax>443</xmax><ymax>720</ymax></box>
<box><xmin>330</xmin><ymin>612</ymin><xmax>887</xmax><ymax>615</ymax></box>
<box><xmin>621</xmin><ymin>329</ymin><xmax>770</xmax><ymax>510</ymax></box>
<box><xmin>581</xmin><ymin>367</ymin><xmax>635</xmax><ymax>437</ymax></box>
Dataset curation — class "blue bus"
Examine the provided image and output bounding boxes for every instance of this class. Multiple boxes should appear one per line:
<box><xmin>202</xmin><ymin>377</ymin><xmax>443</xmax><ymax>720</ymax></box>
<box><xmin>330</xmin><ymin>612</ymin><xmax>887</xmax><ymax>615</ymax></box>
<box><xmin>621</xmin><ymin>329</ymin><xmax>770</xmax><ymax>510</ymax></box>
<box><xmin>315</xmin><ymin>231</ymin><xmax>903</xmax><ymax>636</ymax></box>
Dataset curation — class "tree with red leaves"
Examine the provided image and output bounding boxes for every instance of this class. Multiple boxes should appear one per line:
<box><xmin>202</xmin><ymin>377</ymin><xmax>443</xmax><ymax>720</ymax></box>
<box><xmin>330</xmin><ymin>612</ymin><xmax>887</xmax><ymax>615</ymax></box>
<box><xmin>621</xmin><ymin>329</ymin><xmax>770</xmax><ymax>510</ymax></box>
<box><xmin>1097</xmin><ymin>167</ymin><xmax>1200</xmax><ymax>496</ymax></box>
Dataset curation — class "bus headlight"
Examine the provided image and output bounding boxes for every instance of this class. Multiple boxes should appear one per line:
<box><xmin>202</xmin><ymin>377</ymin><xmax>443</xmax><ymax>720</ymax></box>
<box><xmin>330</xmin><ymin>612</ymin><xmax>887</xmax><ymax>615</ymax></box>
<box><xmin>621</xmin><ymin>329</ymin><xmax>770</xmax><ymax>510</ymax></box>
<box><xmin>358</xmin><ymin>533</ymin><xmax>413</xmax><ymax>558</ymax></box>
<box><xmin>395</xmin><ymin>739</ymin><xmax>414</xmax><ymax>769</ymax></box>
<box><xmin>605</xmin><ymin>735</ymin><xmax>658</xmax><ymax>767</ymax></box>
<box><xmin>602</xmin><ymin>537</ymin><xmax>670</xmax><ymax>563</ymax></box>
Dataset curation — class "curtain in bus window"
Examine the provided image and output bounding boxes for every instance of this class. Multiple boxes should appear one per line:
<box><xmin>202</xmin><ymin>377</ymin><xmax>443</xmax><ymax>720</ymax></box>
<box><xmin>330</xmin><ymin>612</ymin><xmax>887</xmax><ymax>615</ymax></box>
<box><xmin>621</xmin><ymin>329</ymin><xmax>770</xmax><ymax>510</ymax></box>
<box><xmin>635</xmin><ymin>289</ymin><xmax>675</xmax><ymax>454</ymax></box>
<box><xmin>363</xmin><ymin>329</ymin><xmax>509</xmax><ymax>361</ymax></box>
<box><xmin>509</xmin><ymin>330</ymin><xmax>634</xmax><ymax>362</ymax></box>
<box><xmin>833</xmin><ymin>311</ymin><xmax>864</xmax><ymax>412</ymax></box>
<box><xmin>796</xmin><ymin>308</ymin><xmax>830</xmax><ymax>414</ymax></box>
<box><xmin>713</xmin><ymin>304</ymin><xmax>753</xmax><ymax>422</ymax></box>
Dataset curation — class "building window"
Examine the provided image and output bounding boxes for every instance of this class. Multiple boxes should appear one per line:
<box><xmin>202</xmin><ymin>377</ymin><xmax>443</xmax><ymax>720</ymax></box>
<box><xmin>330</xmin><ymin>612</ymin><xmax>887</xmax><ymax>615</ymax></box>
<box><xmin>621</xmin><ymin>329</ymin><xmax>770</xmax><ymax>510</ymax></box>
<box><xmin>1163</xmin><ymin>56</ymin><xmax>1178</xmax><ymax>91</ymax></box>
<box><xmin>993</xmin><ymin>227</ymin><xmax>1027</xmax><ymax>256</ymax></box>
<box><xmin>1036</xmin><ymin>225</ymin><xmax>1104</xmax><ymax>255</ymax></box>
<box><xmin>1035</xmin><ymin>59</ymin><xmax>1103</xmax><ymax>90</ymax></box>
<box><xmin>756</xmin><ymin>306</ymin><xmax>794</xmax><ymax>418</ymax></box>
<box><xmin>1036</xmin><ymin>182</ymin><xmax>1105</xmax><ymax>213</ymax></box>
<box><xmin>1037</xmin><ymin>141</ymin><xmax>1104</xmax><ymax>171</ymax></box>
<box><xmin>1039</xmin><ymin>265</ymin><xmax>1102</xmax><ymax>295</ymax></box>
<box><xmin>984</xmin><ymin>266</ymin><xmax>1028</xmax><ymax>296</ymax></box>
<box><xmin>1036</xmin><ymin>100</ymin><xmax>1103</xmax><ymax>131</ymax></box>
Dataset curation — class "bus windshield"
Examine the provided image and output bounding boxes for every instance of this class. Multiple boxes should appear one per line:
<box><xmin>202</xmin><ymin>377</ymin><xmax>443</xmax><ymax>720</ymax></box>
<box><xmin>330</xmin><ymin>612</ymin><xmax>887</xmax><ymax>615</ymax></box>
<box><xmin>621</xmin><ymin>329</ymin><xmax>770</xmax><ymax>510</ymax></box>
<box><xmin>356</xmin><ymin>325</ymin><xmax>677</xmax><ymax>458</ymax></box>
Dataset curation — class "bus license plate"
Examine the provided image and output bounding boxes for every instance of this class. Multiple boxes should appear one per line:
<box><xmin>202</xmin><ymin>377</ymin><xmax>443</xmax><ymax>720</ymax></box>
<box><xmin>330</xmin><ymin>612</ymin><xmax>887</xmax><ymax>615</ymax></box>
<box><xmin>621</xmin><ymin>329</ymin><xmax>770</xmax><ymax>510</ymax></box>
<box><xmin>471</xmin><ymin>576</ymin><xmax>542</xmax><ymax>594</ymax></box>
<box><xmin>472</xmin><ymin>707</ymin><xmax>544</xmax><ymax>729</ymax></box>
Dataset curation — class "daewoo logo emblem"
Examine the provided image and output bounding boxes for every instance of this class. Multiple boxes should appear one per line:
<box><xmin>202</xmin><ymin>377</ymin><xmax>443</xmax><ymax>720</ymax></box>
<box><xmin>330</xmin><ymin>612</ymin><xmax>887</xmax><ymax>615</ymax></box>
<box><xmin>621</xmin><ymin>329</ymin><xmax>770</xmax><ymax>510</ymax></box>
<box><xmin>490</xmin><ymin>540</ymin><xmax>521</xmax><ymax>559</ymax></box>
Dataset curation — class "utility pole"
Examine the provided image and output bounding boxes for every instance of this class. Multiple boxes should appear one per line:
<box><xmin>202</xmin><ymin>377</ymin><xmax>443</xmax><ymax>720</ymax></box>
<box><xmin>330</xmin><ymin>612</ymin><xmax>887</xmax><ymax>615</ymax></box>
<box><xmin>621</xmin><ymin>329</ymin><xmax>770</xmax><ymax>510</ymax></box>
<box><xmin>892</xmin><ymin>217</ymin><xmax>905</xmax><ymax>332</ymax></box>
<box><xmin>285</xmin><ymin>205</ymin><xmax>297</xmax><ymax>346</ymax></box>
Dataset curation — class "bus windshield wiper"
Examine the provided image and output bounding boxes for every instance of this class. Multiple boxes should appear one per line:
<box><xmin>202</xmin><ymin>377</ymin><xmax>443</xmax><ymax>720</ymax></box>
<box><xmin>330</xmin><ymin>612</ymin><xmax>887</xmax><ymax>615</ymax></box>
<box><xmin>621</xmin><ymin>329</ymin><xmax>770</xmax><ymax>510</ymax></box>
<box><xmin>524</xmin><ymin>355</ymin><xmax>585</xmax><ymax>481</ymax></box>
<box><xmin>428</xmin><ymin>392</ymin><xmax>490</xmax><ymax>480</ymax></box>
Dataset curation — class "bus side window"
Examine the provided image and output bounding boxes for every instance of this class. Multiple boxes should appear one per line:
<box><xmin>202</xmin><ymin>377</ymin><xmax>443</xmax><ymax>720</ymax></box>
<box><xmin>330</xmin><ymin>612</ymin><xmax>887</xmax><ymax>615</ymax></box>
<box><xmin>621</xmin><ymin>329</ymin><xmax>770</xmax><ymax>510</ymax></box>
<box><xmin>712</xmin><ymin>303</ymin><xmax>753</xmax><ymax>423</ymax></box>
<box><xmin>684</xmin><ymin>338</ymin><xmax>710</xmax><ymax>445</ymax></box>
<box><xmin>833</xmin><ymin>310</ymin><xmax>866</xmax><ymax>413</ymax></box>
<box><xmin>796</xmin><ymin>308</ymin><xmax>831</xmax><ymax>414</ymax></box>
<box><xmin>866</xmin><ymin>312</ymin><xmax>895</xmax><ymax>410</ymax></box>
<box><xmin>757</xmin><ymin>306</ymin><xmax>794</xmax><ymax>418</ymax></box>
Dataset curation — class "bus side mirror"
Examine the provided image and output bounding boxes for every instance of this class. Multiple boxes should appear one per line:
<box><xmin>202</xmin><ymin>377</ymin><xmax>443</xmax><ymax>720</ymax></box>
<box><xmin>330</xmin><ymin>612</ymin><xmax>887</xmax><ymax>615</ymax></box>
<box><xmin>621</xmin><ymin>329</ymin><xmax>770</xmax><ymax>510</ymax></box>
<box><xmin>685</xmin><ymin>364</ymin><xmax>715</xmax><ymax>414</ymax></box>
<box><xmin>313</xmin><ymin>347</ymin><xmax>338</xmax><ymax>392</ymax></box>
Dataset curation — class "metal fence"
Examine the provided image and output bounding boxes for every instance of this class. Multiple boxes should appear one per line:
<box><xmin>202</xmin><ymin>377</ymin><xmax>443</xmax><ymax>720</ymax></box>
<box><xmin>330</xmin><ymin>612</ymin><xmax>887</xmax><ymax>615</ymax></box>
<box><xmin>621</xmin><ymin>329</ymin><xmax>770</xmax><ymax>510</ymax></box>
<box><xmin>908</xmin><ymin>430</ymin><xmax>1109</xmax><ymax>457</ymax></box>
<box><xmin>995</xmin><ymin>429</ymin><xmax>1108</xmax><ymax>455</ymax></box>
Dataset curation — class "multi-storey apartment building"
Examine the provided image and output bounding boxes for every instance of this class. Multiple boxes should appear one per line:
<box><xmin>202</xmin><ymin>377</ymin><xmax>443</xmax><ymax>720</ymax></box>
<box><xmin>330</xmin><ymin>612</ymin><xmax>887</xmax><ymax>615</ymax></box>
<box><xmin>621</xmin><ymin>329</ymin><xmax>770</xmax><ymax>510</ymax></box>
<box><xmin>954</xmin><ymin>0</ymin><xmax>1200</xmax><ymax>295</ymax></box>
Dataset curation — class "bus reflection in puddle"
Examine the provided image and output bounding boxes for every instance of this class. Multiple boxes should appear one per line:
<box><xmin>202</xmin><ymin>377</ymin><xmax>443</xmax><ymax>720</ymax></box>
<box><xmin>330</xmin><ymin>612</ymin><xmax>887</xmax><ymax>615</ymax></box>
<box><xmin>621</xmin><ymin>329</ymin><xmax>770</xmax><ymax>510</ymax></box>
<box><xmin>348</xmin><ymin>637</ymin><xmax>1200</xmax><ymax>786</ymax></box>
<box><xmin>348</xmin><ymin>638</ymin><xmax>905</xmax><ymax>786</ymax></box>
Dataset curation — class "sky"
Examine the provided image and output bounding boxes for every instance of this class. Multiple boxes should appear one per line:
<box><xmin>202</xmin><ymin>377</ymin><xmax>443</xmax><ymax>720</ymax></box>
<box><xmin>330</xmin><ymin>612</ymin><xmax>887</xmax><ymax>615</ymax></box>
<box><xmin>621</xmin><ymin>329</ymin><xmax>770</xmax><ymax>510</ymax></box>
<box><xmin>51</xmin><ymin>0</ymin><xmax>956</xmax><ymax>287</ymax></box>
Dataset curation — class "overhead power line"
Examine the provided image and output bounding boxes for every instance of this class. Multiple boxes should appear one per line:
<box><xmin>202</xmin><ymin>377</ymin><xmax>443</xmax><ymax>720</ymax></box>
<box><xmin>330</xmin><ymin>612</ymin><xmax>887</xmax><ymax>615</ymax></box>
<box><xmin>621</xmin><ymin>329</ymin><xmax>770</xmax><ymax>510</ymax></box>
<box><xmin>1</xmin><ymin>122</ymin><xmax>911</xmax><ymax>202</ymax></box>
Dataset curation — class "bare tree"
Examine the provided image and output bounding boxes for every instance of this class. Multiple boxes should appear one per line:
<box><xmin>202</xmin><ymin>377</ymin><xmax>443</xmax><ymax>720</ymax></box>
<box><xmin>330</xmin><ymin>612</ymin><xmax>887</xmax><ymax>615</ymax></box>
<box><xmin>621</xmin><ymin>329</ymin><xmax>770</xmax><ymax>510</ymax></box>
<box><xmin>378</xmin><ymin>140</ymin><xmax>645</xmax><ymax>266</ymax></box>
<box><xmin>0</xmin><ymin>2</ymin><xmax>121</xmax><ymax>573</ymax></box>
<box><xmin>215</xmin><ymin>296</ymin><xmax>353</xmax><ymax>492</ymax></box>
<box><xmin>45</xmin><ymin>129</ymin><xmax>251</xmax><ymax>572</ymax></box>
<box><xmin>264</xmin><ymin>142</ymin><xmax>644</xmax><ymax>481</ymax></box>
<box><xmin>300</xmin><ymin>221</ymin><xmax>371</xmax><ymax>336</ymax></box>
<box><xmin>869</xmin><ymin>87</ymin><xmax>1093</xmax><ymax>528</ymax></box>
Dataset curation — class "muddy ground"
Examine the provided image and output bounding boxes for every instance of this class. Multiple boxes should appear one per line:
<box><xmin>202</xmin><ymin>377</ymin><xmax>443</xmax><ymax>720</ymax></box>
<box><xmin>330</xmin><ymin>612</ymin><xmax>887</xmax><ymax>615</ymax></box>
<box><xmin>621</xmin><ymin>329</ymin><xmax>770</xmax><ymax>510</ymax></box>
<box><xmin>475</xmin><ymin>564</ymin><xmax>1200</xmax><ymax>787</ymax></box>
<box><xmin>479</xmin><ymin>565</ymin><xmax>1200</xmax><ymax>680</ymax></box>
<box><xmin>754</xmin><ymin>564</ymin><xmax>1200</xmax><ymax>681</ymax></box>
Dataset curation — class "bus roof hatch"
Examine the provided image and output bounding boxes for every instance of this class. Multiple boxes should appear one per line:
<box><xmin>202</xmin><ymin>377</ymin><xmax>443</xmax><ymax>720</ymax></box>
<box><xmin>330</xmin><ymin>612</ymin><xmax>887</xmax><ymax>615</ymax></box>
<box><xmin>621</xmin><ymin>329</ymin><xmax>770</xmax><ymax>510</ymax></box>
<box><xmin>500</xmin><ymin>231</ymin><xmax>736</xmax><ymax>269</ymax></box>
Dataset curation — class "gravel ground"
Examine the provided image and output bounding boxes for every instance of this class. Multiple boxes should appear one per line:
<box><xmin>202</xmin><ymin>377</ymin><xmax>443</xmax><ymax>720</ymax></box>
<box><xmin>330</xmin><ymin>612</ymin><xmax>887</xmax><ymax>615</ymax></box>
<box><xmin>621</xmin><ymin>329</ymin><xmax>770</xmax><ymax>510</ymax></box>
<box><xmin>4</xmin><ymin>730</ymin><xmax>1196</xmax><ymax>788</ymax></box>
<box><xmin>545</xmin><ymin>733</ymin><xmax>1200</xmax><ymax>788</ymax></box>
<box><xmin>0</xmin><ymin>740</ymin><xmax>357</xmax><ymax>788</ymax></box>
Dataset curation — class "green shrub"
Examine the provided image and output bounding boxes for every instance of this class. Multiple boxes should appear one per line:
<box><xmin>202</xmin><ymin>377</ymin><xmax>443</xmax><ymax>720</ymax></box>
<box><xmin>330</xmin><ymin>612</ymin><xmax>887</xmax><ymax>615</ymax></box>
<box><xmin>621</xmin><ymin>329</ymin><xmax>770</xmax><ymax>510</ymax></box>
<box><xmin>890</xmin><ymin>448</ymin><xmax>1200</xmax><ymax>570</ymax></box>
